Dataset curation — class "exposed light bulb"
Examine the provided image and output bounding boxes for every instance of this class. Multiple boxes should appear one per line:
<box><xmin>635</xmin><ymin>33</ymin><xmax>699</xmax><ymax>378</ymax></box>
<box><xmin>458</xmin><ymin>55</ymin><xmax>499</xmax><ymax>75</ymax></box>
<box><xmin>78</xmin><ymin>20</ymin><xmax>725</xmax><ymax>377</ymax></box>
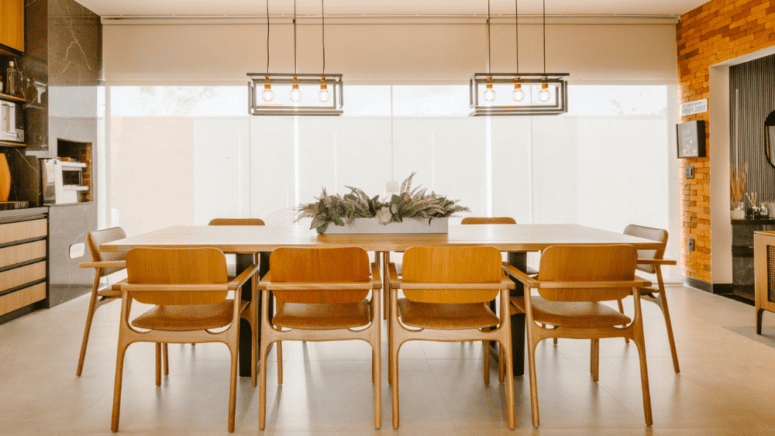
<box><xmin>484</xmin><ymin>83</ymin><xmax>496</xmax><ymax>102</ymax></box>
<box><xmin>290</xmin><ymin>81</ymin><xmax>302</xmax><ymax>103</ymax></box>
<box><xmin>261</xmin><ymin>84</ymin><xmax>274</xmax><ymax>102</ymax></box>
<box><xmin>512</xmin><ymin>83</ymin><xmax>525</xmax><ymax>102</ymax></box>
<box><xmin>538</xmin><ymin>83</ymin><xmax>551</xmax><ymax>103</ymax></box>
<box><xmin>318</xmin><ymin>83</ymin><xmax>330</xmax><ymax>102</ymax></box>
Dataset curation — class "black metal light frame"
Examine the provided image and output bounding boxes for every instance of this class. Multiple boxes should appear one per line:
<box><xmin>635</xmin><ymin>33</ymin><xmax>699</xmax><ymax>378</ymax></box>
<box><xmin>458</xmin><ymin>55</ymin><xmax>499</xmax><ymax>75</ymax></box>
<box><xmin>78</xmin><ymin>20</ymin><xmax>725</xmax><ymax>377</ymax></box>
<box><xmin>248</xmin><ymin>73</ymin><xmax>343</xmax><ymax>116</ymax></box>
<box><xmin>469</xmin><ymin>73</ymin><xmax>568</xmax><ymax>116</ymax></box>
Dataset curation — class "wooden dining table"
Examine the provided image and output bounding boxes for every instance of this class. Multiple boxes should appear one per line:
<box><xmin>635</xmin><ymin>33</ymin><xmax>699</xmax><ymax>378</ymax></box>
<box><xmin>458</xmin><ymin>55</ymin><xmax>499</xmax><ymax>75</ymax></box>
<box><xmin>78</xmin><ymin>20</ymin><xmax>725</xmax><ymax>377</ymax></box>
<box><xmin>100</xmin><ymin>223</ymin><xmax>664</xmax><ymax>378</ymax></box>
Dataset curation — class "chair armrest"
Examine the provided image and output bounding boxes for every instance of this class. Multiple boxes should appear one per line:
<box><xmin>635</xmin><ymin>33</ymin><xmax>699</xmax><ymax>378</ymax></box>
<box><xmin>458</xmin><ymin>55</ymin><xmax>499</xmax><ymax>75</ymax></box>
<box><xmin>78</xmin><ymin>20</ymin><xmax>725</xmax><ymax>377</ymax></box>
<box><xmin>257</xmin><ymin>271</ymin><xmax>271</xmax><ymax>290</ymax></box>
<box><xmin>119</xmin><ymin>283</ymin><xmax>229</xmax><ymax>292</ymax></box>
<box><xmin>536</xmin><ymin>278</ymin><xmax>652</xmax><ymax>289</ymax></box>
<box><xmin>228</xmin><ymin>264</ymin><xmax>261</xmax><ymax>290</ymax></box>
<box><xmin>79</xmin><ymin>260</ymin><xmax>126</xmax><ymax>269</ymax></box>
<box><xmin>502</xmin><ymin>262</ymin><xmax>540</xmax><ymax>288</ymax></box>
<box><xmin>370</xmin><ymin>262</ymin><xmax>382</xmax><ymax>289</ymax></box>
<box><xmin>388</xmin><ymin>263</ymin><xmax>400</xmax><ymax>289</ymax></box>
<box><xmin>637</xmin><ymin>259</ymin><xmax>677</xmax><ymax>266</ymax></box>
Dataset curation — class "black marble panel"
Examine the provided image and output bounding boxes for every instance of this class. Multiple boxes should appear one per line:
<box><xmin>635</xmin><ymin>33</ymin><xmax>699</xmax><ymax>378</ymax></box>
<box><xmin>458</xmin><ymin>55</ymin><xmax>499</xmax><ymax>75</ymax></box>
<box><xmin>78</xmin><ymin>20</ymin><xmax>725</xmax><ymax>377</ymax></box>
<box><xmin>25</xmin><ymin>0</ymin><xmax>48</xmax><ymax>63</ymax></box>
<box><xmin>5</xmin><ymin>148</ymin><xmax>41</xmax><ymax>206</ymax></box>
<box><xmin>48</xmin><ymin>0</ymin><xmax>100</xmax><ymax>87</ymax></box>
<box><xmin>48</xmin><ymin>202</ymin><xmax>96</xmax><ymax>306</ymax></box>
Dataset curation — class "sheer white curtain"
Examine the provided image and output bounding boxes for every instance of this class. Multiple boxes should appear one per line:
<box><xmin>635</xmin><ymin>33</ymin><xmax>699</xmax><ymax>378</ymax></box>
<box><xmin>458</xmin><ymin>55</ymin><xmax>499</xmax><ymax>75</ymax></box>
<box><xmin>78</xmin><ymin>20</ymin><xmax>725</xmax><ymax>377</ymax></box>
<box><xmin>108</xmin><ymin>84</ymin><xmax>673</xmax><ymax>277</ymax></box>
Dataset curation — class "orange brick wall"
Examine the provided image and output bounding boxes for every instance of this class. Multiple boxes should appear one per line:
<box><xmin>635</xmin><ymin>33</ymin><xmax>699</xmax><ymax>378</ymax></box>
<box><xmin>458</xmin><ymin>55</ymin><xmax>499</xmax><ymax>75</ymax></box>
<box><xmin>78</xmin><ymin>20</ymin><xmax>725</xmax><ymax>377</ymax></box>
<box><xmin>677</xmin><ymin>0</ymin><xmax>775</xmax><ymax>282</ymax></box>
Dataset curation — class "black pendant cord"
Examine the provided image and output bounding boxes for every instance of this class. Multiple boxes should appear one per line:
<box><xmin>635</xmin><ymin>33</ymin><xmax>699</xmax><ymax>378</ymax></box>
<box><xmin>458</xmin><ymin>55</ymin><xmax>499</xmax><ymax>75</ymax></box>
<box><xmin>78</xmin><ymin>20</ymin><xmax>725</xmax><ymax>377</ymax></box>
<box><xmin>542</xmin><ymin>0</ymin><xmax>546</xmax><ymax>75</ymax></box>
<box><xmin>266</xmin><ymin>0</ymin><xmax>270</xmax><ymax>74</ymax></box>
<box><xmin>515</xmin><ymin>0</ymin><xmax>519</xmax><ymax>73</ymax></box>
<box><xmin>486</xmin><ymin>0</ymin><xmax>491</xmax><ymax>74</ymax></box>
<box><xmin>293</xmin><ymin>0</ymin><xmax>297</xmax><ymax>75</ymax></box>
<box><xmin>322</xmin><ymin>0</ymin><xmax>326</xmax><ymax>75</ymax></box>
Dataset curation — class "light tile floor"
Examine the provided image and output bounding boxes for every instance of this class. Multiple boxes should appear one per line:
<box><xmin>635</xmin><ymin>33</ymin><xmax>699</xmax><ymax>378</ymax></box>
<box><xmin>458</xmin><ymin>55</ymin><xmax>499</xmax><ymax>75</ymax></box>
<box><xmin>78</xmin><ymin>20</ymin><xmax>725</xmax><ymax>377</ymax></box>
<box><xmin>2</xmin><ymin>286</ymin><xmax>775</xmax><ymax>435</ymax></box>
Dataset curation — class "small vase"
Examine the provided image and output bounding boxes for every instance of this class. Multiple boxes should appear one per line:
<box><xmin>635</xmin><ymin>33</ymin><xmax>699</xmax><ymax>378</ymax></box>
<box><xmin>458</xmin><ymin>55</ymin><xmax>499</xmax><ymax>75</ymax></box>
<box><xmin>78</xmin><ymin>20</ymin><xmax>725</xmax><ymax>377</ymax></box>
<box><xmin>731</xmin><ymin>202</ymin><xmax>745</xmax><ymax>220</ymax></box>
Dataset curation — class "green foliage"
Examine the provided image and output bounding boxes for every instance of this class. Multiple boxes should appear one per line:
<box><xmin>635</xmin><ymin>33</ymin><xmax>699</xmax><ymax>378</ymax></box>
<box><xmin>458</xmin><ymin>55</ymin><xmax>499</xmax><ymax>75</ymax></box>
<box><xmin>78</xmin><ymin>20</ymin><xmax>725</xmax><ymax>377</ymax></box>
<box><xmin>296</xmin><ymin>173</ymin><xmax>470</xmax><ymax>234</ymax></box>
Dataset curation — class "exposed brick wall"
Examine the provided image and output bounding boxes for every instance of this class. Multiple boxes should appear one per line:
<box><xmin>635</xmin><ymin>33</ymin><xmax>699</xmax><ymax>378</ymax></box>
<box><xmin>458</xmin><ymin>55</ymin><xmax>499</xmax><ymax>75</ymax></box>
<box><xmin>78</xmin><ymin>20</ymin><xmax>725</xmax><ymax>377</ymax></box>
<box><xmin>677</xmin><ymin>0</ymin><xmax>775</xmax><ymax>282</ymax></box>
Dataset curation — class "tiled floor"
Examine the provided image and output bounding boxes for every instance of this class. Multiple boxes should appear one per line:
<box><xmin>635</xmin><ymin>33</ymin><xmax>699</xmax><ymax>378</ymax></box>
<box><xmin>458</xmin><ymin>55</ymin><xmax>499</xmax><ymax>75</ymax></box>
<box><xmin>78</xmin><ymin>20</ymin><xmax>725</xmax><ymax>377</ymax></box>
<box><xmin>2</xmin><ymin>286</ymin><xmax>775</xmax><ymax>435</ymax></box>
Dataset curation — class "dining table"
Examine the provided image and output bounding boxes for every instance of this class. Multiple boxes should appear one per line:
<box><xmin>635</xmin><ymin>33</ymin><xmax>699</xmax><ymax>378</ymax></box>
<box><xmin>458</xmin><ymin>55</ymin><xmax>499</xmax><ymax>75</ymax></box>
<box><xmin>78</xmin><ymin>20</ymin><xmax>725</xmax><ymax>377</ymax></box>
<box><xmin>99</xmin><ymin>223</ymin><xmax>665</xmax><ymax>378</ymax></box>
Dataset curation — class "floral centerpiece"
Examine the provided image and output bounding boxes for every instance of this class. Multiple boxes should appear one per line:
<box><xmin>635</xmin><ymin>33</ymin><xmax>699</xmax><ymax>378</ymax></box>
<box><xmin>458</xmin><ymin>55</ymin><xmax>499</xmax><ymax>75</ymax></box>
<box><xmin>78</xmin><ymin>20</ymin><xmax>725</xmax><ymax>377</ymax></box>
<box><xmin>296</xmin><ymin>173</ymin><xmax>469</xmax><ymax>234</ymax></box>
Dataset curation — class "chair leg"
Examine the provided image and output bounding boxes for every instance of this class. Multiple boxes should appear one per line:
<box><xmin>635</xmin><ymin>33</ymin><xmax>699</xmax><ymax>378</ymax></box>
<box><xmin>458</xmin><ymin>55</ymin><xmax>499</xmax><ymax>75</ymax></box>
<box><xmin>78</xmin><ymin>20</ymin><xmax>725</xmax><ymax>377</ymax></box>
<box><xmin>498</xmin><ymin>342</ymin><xmax>505</xmax><ymax>384</ymax></box>
<box><xmin>111</xmin><ymin>341</ymin><xmax>128</xmax><ymax>432</ymax></box>
<box><xmin>632</xmin><ymin>296</ymin><xmax>653</xmax><ymax>426</ymax></box>
<box><xmin>277</xmin><ymin>341</ymin><xmax>283</xmax><ymax>385</ymax></box>
<box><xmin>163</xmin><ymin>343</ymin><xmax>169</xmax><ymax>376</ymax></box>
<box><xmin>388</xmin><ymin>315</ymin><xmax>394</xmax><ymax>385</ymax></box>
<box><xmin>758</xmin><ymin>307</ymin><xmax>765</xmax><ymax>335</ymax></box>
<box><xmin>373</xmin><ymin>341</ymin><xmax>382</xmax><ymax>429</ymax></box>
<box><xmin>259</xmin><ymin>339</ymin><xmax>269</xmax><ymax>430</ymax></box>
<box><xmin>155</xmin><ymin>343</ymin><xmax>162</xmax><ymax>386</ymax></box>
<box><xmin>527</xmin><ymin>337</ymin><xmax>540</xmax><ymax>428</ymax></box>
<box><xmin>500</xmin><ymin>339</ymin><xmax>516</xmax><ymax>430</ymax></box>
<box><xmin>390</xmin><ymin>340</ymin><xmax>400</xmax><ymax>429</ymax></box>
<box><xmin>228</xmin><ymin>342</ymin><xmax>238</xmax><ymax>432</ymax></box>
<box><xmin>655</xmin><ymin>292</ymin><xmax>680</xmax><ymax>373</ymax></box>
<box><xmin>483</xmin><ymin>328</ymin><xmax>490</xmax><ymax>385</ymax></box>
<box><xmin>76</xmin><ymin>277</ymin><xmax>101</xmax><ymax>377</ymax></box>
<box><xmin>590</xmin><ymin>339</ymin><xmax>599</xmax><ymax>382</ymax></box>
<box><xmin>617</xmin><ymin>299</ymin><xmax>630</xmax><ymax>344</ymax></box>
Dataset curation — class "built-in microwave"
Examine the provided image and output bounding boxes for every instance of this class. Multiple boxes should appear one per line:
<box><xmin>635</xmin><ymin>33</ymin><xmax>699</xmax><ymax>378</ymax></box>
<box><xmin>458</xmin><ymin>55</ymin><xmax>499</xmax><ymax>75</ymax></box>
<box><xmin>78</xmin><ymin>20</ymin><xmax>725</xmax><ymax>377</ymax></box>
<box><xmin>41</xmin><ymin>158</ymin><xmax>89</xmax><ymax>204</ymax></box>
<box><xmin>0</xmin><ymin>99</ymin><xmax>24</xmax><ymax>143</ymax></box>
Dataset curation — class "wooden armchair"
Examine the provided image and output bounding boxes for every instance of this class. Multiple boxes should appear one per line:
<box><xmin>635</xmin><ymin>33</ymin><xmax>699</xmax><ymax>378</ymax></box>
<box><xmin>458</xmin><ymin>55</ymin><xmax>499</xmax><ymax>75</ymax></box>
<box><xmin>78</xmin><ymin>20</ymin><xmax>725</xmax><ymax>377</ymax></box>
<box><xmin>257</xmin><ymin>247</ymin><xmax>383</xmax><ymax>430</ymax></box>
<box><xmin>110</xmin><ymin>248</ymin><xmax>259</xmax><ymax>432</ymax></box>
<box><xmin>388</xmin><ymin>246</ymin><xmax>516</xmax><ymax>429</ymax></box>
<box><xmin>505</xmin><ymin>244</ymin><xmax>653</xmax><ymax>428</ymax></box>
<box><xmin>78</xmin><ymin>227</ymin><xmax>169</xmax><ymax>382</ymax></box>
<box><xmin>622</xmin><ymin>224</ymin><xmax>679</xmax><ymax>373</ymax></box>
<box><xmin>209</xmin><ymin>217</ymin><xmax>266</xmax><ymax>386</ymax></box>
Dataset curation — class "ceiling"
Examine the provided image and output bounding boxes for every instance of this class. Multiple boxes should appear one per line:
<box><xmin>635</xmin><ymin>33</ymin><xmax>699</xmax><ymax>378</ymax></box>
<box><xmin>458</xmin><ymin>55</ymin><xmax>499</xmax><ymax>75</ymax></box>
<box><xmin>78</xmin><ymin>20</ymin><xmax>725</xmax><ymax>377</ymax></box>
<box><xmin>75</xmin><ymin>0</ymin><xmax>705</xmax><ymax>18</ymax></box>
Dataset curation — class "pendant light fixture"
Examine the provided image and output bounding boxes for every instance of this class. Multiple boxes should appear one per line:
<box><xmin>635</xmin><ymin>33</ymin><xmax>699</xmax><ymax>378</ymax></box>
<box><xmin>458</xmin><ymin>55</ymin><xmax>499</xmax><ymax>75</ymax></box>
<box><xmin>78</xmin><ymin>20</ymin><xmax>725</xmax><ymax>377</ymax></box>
<box><xmin>248</xmin><ymin>0</ymin><xmax>343</xmax><ymax>116</ymax></box>
<box><xmin>469</xmin><ymin>0</ymin><xmax>568</xmax><ymax>116</ymax></box>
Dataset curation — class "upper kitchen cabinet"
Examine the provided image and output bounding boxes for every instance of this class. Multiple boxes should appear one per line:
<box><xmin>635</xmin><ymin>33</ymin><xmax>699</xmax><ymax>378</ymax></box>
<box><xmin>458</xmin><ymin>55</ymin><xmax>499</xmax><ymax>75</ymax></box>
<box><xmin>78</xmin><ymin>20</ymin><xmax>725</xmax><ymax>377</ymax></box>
<box><xmin>0</xmin><ymin>0</ymin><xmax>24</xmax><ymax>53</ymax></box>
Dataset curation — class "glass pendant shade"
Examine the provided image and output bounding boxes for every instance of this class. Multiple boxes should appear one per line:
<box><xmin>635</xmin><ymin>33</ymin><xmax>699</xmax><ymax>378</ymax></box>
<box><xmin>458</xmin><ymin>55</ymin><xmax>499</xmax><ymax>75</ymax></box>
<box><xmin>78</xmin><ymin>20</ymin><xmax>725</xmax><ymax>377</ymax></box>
<box><xmin>538</xmin><ymin>83</ymin><xmax>551</xmax><ymax>102</ymax></box>
<box><xmin>319</xmin><ymin>84</ymin><xmax>330</xmax><ymax>102</ymax></box>
<box><xmin>261</xmin><ymin>84</ymin><xmax>274</xmax><ymax>102</ymax></box>
<box><xmin>484</xmin><ymin>83</ymin><xmax>496</xmax><ymax>102</ymax></box>
<box><xmin>512</xmin><ymin>83</ymin><xmax>525</xmax><ymax>102</ymax></box>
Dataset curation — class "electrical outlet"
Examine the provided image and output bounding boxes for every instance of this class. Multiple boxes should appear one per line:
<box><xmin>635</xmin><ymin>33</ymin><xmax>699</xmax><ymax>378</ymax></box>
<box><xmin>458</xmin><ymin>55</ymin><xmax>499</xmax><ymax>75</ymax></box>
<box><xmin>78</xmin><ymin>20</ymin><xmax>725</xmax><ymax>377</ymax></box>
<box><xmin>688</xmin><ymin>238</ymin><xmax>695</xmax><ymax>251</ymax></box>
<box><xmin>69</xmin><ymin>243</ymin><xmax>85</xmax><ymax>259</ymax></box>
<box><xmin>685</xmin><ymin>165</ymin><xmax>695</xmax><ymax>179</ymax></box>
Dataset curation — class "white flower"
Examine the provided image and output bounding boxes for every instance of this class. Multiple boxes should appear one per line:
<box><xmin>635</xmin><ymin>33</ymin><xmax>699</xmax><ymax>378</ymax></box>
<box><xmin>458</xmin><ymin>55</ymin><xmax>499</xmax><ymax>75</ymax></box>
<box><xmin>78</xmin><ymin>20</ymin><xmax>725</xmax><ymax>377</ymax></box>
<box><xmin>376</xmin><ymin>207</ymin><xmax>392</xmax><ymax>225</ymax></box>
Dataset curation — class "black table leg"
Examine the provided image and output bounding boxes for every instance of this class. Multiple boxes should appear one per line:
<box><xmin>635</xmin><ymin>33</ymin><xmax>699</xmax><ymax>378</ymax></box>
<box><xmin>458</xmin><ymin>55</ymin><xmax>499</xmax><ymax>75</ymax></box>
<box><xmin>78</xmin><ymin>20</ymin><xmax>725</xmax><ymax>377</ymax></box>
<box><xmin>507</xmin><ymin>252</ymin><xmax>526</xmax><ymax>377</ymax></box>
<box><xmin>238</xmin><ymin>252</ymin><xmax>272</xmax><ymax>377</ymax></box>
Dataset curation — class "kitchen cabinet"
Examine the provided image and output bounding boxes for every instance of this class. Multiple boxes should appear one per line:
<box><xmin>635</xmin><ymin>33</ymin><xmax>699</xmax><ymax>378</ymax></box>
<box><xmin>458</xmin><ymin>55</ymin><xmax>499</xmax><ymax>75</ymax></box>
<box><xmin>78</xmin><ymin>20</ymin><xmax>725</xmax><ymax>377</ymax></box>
<box><xmin>0</xmin><ymin>0</ymin><xmax>24</xmax><ymax>53</ymax></box>
<box><xmin>0</xmin><ymin>207</ymin><xmax>47</xmax><ymax>323</ymax></box>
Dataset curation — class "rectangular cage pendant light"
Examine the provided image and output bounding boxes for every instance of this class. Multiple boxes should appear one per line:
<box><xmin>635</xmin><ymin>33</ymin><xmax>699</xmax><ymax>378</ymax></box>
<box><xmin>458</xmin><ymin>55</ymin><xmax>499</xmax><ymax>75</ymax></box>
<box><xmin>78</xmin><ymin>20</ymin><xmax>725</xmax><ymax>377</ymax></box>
<box><xmin>469</xmin><ymin>73</ymin><xmax>568</xmax><ymax>117</ymax></box>
<box><xmin>248</xmin><ymin>73</ymin><xmax>343</xmax><ymax>116</ymax></box>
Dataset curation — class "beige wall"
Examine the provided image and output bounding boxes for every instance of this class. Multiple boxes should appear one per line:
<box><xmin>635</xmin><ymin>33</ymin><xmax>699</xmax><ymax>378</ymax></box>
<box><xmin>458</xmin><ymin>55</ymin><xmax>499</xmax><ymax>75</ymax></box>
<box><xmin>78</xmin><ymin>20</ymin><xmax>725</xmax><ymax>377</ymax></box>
<box><xmin>102</xmin><ymin>18</ymin><xmax>678</xmax><ymax>85</ymax></box>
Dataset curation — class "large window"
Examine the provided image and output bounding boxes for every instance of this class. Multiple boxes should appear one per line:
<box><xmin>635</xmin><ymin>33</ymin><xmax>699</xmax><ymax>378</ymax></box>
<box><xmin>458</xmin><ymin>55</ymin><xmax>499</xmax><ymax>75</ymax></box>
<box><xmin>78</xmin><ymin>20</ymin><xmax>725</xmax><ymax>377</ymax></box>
<box><xmin>108</xmin><ymin>84</ymin><xmax>672</xmax><ymax>273</ymax></box>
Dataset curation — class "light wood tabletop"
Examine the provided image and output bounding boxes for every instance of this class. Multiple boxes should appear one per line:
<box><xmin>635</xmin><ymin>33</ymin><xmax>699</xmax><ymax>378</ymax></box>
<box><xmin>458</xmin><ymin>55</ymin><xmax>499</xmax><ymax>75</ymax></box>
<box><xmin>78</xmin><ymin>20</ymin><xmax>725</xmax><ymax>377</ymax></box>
<box><xmin>99</xmin><ymin>224</ymin><xmax>664</xmax><ymax>254</ymax></box>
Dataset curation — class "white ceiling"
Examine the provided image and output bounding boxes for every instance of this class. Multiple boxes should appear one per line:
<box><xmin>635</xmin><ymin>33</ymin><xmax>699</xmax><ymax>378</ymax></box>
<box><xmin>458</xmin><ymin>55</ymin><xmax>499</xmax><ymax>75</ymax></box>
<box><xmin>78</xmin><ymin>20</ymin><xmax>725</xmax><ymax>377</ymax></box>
<box><xmin>75</xmin><ymin>0</ymin><xmax>706</xmax><ymax>18</ymax></box>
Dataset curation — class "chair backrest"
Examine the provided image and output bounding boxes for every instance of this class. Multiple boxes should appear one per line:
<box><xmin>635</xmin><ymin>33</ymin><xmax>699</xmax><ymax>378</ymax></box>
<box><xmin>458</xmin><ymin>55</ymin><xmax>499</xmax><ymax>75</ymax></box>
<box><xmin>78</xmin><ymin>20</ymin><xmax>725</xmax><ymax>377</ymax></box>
<box><xmin>87</xmin><ymin>227</ymin><xmax>128</xmax><ymax>276</ymax></box>
<box><xmin>270</xmin><ymin>247</ymin><xmax>370</xmax><ymax>304</ymax></box>
<box><xmin>126</xmin><ymin>248</ymin><xmax>229</xmax><ymax>306</ymax></box>
<box><xmin>536</xmin><ymin>245</ymin><xmax>637</xmax><ymax>302</ymax></box>
<box><xmin>623</xmin><ymin>224</ymin><xmax>668</xmax><ymax>274</ymax></box>
<box><xmin>209</xmin><ymin>218</ymin><xmax>266</xmax><ymax>226</ymax></box>
<box><xmin>461</xmin><ymin>217</ymin><xmax>517</xmax><ymax>225</ymax></box>
<box><xmin>401</xmin><ymin>246</ymin><xmax>502</xmax><ymax>304</ymax></box>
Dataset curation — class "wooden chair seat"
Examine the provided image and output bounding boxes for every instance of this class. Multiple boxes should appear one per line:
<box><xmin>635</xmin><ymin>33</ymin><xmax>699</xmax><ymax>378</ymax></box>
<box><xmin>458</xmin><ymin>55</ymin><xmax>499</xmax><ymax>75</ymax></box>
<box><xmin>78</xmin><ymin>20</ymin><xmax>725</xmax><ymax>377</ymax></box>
<box><xmin>133</xmin><ymin>300</ymin><xmax>249</xmax><ymax>332</ymax></box>
<box><xmin>272</xmin><ymin>300</ymin><xmax>372</xmax><ymax>330</ymax></box>
<box><xmin>397</xmin><ymin>299</ymin><xmax>500</xmax><ymax>330</ymax></box>
<box><xmin>510</xmin><ymin>296</ymin><xmax>630</xmax><ymax>328</ymax></box>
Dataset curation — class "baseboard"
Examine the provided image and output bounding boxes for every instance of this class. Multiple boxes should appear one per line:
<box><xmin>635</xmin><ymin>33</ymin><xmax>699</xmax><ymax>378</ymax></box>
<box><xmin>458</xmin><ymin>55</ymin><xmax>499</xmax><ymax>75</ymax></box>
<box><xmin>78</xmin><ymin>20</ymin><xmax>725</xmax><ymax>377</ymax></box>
<box><xmin>682</xmin><ymin>276</ymin><xmax>733</xmax><ymax>294</ymax></box>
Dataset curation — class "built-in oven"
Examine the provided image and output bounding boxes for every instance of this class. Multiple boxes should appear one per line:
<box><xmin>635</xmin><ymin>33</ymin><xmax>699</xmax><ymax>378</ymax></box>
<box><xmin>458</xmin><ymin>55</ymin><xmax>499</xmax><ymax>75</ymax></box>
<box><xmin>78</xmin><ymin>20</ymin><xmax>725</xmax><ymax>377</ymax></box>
<box><xmin>0</xmin><ymin>99</ymin><xmax>24</xmax><ymax>143</ymax></box>
<box><xmin>41</xmin><ymin>158</ymin><xmax>89</xmax><ymax>204</ymax></box>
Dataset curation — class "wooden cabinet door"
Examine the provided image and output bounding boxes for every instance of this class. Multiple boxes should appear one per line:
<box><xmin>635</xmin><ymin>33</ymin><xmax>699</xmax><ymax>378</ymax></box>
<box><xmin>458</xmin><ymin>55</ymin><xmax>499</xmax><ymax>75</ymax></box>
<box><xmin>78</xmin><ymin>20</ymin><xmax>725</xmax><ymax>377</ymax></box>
<box><xmin>0</xmin><ymin>0</ymin><xmax>24</xmax><ymax>52</ymax></box>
